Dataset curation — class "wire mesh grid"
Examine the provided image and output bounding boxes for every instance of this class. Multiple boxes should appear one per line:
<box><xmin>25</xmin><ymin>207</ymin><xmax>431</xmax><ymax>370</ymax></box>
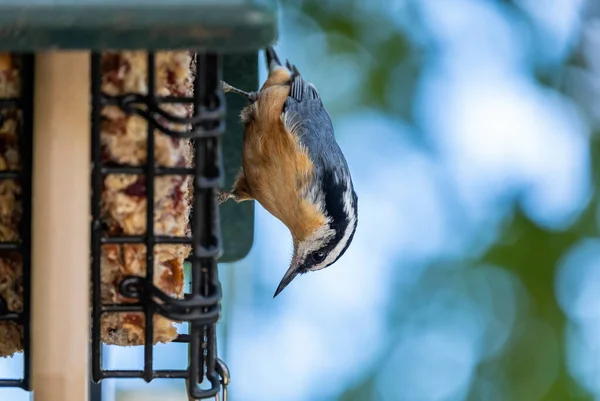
<box><xmin>0</xmin><ymin>54</ymin><xmax>33</xmax><ymax>391</ymax></box>
<box><xmin>90</xmin><ymin>52</ymin><xmax>227</xmax><ymax>400</ymax></box>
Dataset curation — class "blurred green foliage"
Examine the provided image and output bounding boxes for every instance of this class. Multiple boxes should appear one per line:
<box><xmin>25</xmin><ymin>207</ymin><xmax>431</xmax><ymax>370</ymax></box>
<box><xmin>279</xmin><ymin>1</ymin><xmax>600</xmax><ymax>400</ymax></box>
<box><xmin>288</xmin><ymin>0</ymin><xmax>421</xmax><ymax>121</ymax></box>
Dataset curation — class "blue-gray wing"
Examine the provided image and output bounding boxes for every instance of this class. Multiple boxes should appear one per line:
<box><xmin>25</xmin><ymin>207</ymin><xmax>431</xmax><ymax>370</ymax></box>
<box><xmin>283</xmin><ymin>72</ymin><xmax>357</xmax><ymax>250</ymax></box>
<box><xmin>282</xmin><ymin>74</ymin><xmax>349</xmax><ymax>175</ymax></box>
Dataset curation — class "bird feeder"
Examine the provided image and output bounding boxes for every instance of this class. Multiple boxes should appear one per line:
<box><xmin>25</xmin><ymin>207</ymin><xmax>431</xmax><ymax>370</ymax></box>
<box><xmin>0</xmin><ymin>1</ymin><xmax>277</xmax><ymax>400</ymax></box>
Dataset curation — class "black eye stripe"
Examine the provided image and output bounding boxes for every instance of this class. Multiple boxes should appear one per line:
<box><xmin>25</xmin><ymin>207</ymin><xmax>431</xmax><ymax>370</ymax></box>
<box><xmin>322</xmin><ymin>170</ymin><xmax>348</xmax><ymax>229</ymax></box>
<box><xmin>309</xmin><ymin>170</ymin><xmax>357</xmax><ymax>266</ymax></box>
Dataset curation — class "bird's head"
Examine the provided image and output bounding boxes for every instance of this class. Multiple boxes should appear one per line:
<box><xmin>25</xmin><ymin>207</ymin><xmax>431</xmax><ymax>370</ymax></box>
<box><xmin>273</xmin><ymin>175</ymin><xmax>358</xmax><ymax>298</ymax></box>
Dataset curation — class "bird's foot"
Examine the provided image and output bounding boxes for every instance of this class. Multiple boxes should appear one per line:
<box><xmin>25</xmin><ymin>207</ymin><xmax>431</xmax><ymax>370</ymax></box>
<box><xmin>221</xmin><ymin>81</ymin><xmax>257</xmax><ymax>102</ymax></box>
<box><xmin>217</xmin><ymin>190</ymin><xmax>233</xmax><ymax>205</ymax></box>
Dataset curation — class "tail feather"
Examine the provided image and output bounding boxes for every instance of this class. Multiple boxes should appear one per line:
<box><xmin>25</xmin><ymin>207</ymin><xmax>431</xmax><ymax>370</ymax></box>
<box><xmin>265</xmin><ymin>46</ymin><xmax>282</xmax><ymax>71</ymax></box>
<box><xmin>288</xmin><ymin>65</ymin><xmax>319</xmax><ymax>102</ymax></box>
<box><xmin>263</xmin><ymin>46</ymin><xmax>309</xmax><ymax>95</ymax></box>
<box><xmin>290</xmin><ymin>64</ymin><xmax>300</xmax><ymax>78</ymax></box>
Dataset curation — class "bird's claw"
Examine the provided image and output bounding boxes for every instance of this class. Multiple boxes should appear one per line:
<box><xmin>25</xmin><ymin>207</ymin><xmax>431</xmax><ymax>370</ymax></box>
<box><xmin>217</xmin><ymin>191</ymin><xmax>233</xmax><ymax>205</ymax></box>
<box><xmin>221</xmin><ymin>81</ymin><xmax>236</xmax><ymax>93</ymax></box>
<box><xmin>221</xmin><ymin>81</ymin><xmax>257</xmax><ymax>102</ymax></box>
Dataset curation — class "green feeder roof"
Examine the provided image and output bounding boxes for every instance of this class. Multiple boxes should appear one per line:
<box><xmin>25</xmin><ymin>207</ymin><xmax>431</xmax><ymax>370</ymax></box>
<box><xmin>0</xmin><ymin>0</ymin><xmax>277</xmax><ymax>51</ymax></box>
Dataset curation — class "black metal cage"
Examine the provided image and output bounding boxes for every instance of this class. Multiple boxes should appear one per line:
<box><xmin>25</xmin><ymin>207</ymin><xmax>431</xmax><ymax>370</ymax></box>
<box><xmin>0</xmin><ymin>54</ymin><xmax>33</xmax><ymax>391</ymax></box>
<box><xmin>90</xmin><ymin>52</ymin><xmax>227</xmax><ymax>400</ymax></box>
<box><xmin>0</xmin><ymin>50</ymin><xmax>256</xmax><ymax>401</ymax></box>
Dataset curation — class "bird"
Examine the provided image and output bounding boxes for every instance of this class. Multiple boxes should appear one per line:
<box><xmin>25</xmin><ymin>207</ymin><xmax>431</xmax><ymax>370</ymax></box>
<box><xmin>220</xmin><ymin>46</ymin><xmax>358</xmax><ymax>298</ymax></box>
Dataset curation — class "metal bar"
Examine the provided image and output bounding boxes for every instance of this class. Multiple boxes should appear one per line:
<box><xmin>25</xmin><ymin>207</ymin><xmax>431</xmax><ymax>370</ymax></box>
<box><xmin>90</xmin><ymin>52</ymin><xmax>103</xmax><ymax>385</ymax></box>
<box><xmin>100</xmin><ymin>166</ymin><xmax>195</xmax><ymax>176</ymax></box>
<box><xmin>187</xmin><ymin>52</ymin><xmax>224</xmax><ymax>400</ymax></box>
<box><xmin>101</xmin><ymin>95</ymin><xmax>196</xmax><ymax>105</ymax></box>
<box><xmin>142</xmin><ymin>52</ymin><xmax>156</xmax><ymax>383</ymax></box>
<box><xmin>89</xmin><ymin>377</ymin><xmax>102</xmax><ymax>401</ymax></box>
<box><xmin>0</xmin><ymin>313</ymin><xmax>21</xmax><ymax>321</ymax></box>
<box><xmin>0</xmin><ymin>98</ymin><xmax>20</xmax><ymax>107</ymax></box>
<box><xmin>0</xmin><ymin>171</ymin><xmax>22</xmax><ymax>179</ymax></box>
<box><xmin>100</xmin><ymin>235</ymin><xmax>193</xmax><ymax>245</ymax></box>
<box><xmin>100</xmin><ymin>369</ymin><xmax>192</xmax><ymax>379</ymax></box>
<box><xmin>0</xmin><ymin>379</ymin><xmax>23</xmax><ymax>387</ymax></box>
<box><xmin>0</xmin><ymin>242</ymin><xmax>22</xmax><ymax>251</ymax></box>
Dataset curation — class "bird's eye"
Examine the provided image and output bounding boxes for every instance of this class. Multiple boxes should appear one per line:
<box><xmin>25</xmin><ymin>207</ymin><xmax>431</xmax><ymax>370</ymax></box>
<box><xmin>311</xmin><ymin>251</ymin><xmax>326</xmax><ymax>263</ymax></box>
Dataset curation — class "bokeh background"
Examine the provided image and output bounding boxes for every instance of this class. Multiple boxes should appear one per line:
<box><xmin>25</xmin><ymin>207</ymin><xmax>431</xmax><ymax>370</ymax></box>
<box><xmin>3</xmin><ymin>0</ymin><xmax>600</xmax><ymax>400</ymax></box>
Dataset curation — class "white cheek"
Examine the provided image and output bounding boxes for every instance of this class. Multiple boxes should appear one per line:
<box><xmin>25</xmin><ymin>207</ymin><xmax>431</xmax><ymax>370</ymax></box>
<box><xmin>317</xmin><ymin>215</ymin><xmax>357</xmax><ymax>269</ymax></box>
<box><xmin>296</xmin><ymin>228</ymin><xmax>336</xmax><ymax>266</ymax></box>
<box><xmin>308</xmin><ymin>262</ymin><xmax>329</xmax><ymax>272</ymax></box>
<box><xmin>317</xmin><ymin>253</ymin><xmax>338</xmax><ymax>271</ymax></box>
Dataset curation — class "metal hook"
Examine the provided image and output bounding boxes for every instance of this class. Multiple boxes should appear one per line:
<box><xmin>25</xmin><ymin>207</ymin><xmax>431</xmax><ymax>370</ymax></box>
<box><xmin>214</xmin><ymin>358</ymin><xmax>230</xmax><ymax>401</ymax></box>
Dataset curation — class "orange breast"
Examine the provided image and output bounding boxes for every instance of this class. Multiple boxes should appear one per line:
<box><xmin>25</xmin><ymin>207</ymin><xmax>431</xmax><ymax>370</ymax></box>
<box><xmin>240</xmin><ymin>85</ymin><xmax>325</xmax><ymax>240</ymax></box>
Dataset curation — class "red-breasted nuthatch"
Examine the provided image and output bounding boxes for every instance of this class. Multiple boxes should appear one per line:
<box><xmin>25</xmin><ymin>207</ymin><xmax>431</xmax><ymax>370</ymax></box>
<box><xmin>220</xmin><ymin>46</ymin><xmax>358</xmax><ymax>297</ymax></box>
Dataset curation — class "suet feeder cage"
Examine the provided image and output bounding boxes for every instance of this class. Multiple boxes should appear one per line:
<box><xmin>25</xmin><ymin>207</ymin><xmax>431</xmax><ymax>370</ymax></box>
<box><xmin>0</xmin><ymin>1</ymin><xmax>277</xmax><ymax>400</ymax></box>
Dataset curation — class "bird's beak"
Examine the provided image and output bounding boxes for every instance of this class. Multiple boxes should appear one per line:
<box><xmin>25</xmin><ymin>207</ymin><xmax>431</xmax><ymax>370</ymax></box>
<box><xmin>273</xmin><ymin>256</ymin><xmax>302</xmax><ymax>298</ymax></box>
